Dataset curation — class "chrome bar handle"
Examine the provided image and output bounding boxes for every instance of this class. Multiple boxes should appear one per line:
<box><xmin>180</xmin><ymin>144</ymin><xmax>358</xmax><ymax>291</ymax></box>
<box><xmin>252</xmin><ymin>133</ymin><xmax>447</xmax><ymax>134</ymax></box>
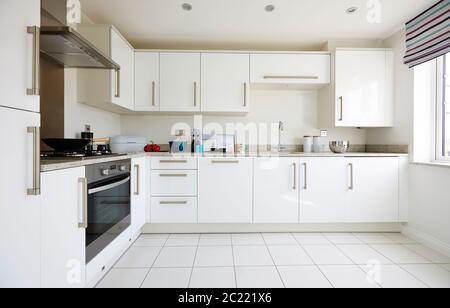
<box><xmin>338</xmin><ymin>96</ymin><xmax>344</xmax><ymax>121</ymax></box>
<box><xmin>293</xmin><ymin>163</ymin><xmax>297</xmax><ymax>190</ymax></box>
<box><xmin>244</xmin><ymin>83</ymin><xmax>248</xmax><ymax>107</ymax></box>
<box><xmin>211</xmin><ymin>160</ymin><xmax>240</xmax><ymax>164</ymax></box>
<box><xmin>348</xmin><ymin>163</ymin><xmax>354</xmax><ymax>190</ymax></box>
<box><xmin>302</xmin><ymin>163</ymin><xmax>308</xmax><ymax>190</ymax></box>
<box><xmin>114</xmin><ymin>69</ymin><xmax>121</xmax><ymax>98</ymax></box>
<box><xmin>263</xmin><ymin>75</ymin><xmax>319</xmax><ymax>80</ymax></box>
<box><xmin>78</xmin><ymin>178</ymin><xmax>88</xmax><ymax>229</ymax></box>
<box><xmin>160</xmin><ymin>201</ymin><xmax>188</xmax><ymax>206</ymax></box>
<box><xmin>27</xmin><ymin>26</ymin><xmax>40</xmax><ymax>96</ymax></box>
<box><xmin>152</xmin><ymin>81</ymin><xmax>156</xmax><ymax>106</ymax></box>
<box><xmin>159</xmin><ymin>173</ymin><xmax>188</xmax><ymax>177</ymax></box>
<box><xmin>27</xmin><ymin>127</ymin><xmax>40</xmax><ymax>196</ymax></box>
<box><xmin>159</xmin><ymin>160</ymin><xmax>188</xmax><ymax>164</ymax></box>
<box><xmin>134</xmin><ymin>164</ymin><xmax>140</xmax><ymax>196</ymax></box>
<box><xmin>194</xmin><ymin>82</ymin><xmax>198</xmax><ymax>107</ymax></box>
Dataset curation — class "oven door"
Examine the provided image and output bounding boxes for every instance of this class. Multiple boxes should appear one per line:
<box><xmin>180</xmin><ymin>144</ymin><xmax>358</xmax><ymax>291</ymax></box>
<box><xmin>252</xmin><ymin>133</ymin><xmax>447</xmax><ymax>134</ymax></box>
<box><xmin>86</xmin><ymin>173</ymin><xmax>131</xmax><ymax>264</ymax></box>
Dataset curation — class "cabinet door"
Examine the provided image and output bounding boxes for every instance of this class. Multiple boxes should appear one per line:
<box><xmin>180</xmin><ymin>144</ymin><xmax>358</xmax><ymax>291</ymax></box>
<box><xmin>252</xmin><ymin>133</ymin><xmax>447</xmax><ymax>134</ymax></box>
<box><xmin>0</xmin><ymin>0</ymin><xmax>40</xmax><ymax>112</ymax></box>
<box><xmin>346</xmin><ymin>158</ymin><xmax>399</xmax><ymax>222</ymax></box>
<box><xmin>335</xmin><ymin>50</ymin><xmax>392</xmax><ymax>127</ymax></box>
<box><xmin>41</xmin><ymin>167</ymin><xmax>86</xmax><ymax>288</ymax></box>
<box><xmin>201</xmin><ymin>53</ymin><xmax>250</xmax><ymax>112</ymax></box>
<box><xmin>250</xmin><ymin>53</ymin><xmax>331</xmax><ymax>85</ymax></box>
<box><xmin>160</xmin><ymin>53</ymin><xmax>201</xmax><ymax>112</ymax></box>
<box><xmin>198</xmin><ymin>158</ymin><xmax>253</xmax><ymax>223</ymax></box>
<box><xmin>254</xmin><ymin>158</ymin><xmax>299</xmax><ymax>223</ymax></box>
<box><xmin>0</xmin><ymin>108</ymin><xmax>41</xmax><ymax>287</ymax></box>
<box><xmin>131</xmin><ymin>157</ymin><xmax>147</xmax><ymax>237</ymax></box>
<box><xmin>135</xmin><ymin>52</ymin><xmax>160</xmax><ymax>111</ymax></box>
<box><xmin>111</xmin><ymin>29</ymin><xmax>134</xmax><ymax>110</ymax></box>
<box><xmin>299</xmin><ymin>158</ymin><xmax>347</xmax><ymax>223</ymax></box>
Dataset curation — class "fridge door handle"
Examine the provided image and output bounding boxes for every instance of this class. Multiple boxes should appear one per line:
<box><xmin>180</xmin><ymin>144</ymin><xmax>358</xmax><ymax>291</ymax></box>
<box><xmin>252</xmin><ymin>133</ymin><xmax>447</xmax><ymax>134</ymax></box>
<box><xmin>27</xmin><ymin>127</ymin><xmax>40</xmax><ymax>196</ymax></box>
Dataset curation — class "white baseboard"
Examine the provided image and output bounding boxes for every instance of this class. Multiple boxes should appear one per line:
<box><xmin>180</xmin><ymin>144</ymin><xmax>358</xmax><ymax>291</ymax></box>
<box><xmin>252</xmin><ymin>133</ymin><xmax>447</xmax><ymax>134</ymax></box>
<box><xmin>142</xmin><ymin>223</ymin><xmax>402</xmax><ymax>234</ymax></box>
<box><xmin>402</xmin><ymin>225</ymin><xmax>450</xmax><ymax>257</ymax></box>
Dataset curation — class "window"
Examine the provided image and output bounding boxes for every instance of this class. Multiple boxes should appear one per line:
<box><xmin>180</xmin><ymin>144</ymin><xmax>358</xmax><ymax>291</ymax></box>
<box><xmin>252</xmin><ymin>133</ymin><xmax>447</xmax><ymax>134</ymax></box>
<box><xmin>436</xmin><ymin>53</ymin><xmax>449</xmax><ymax>161</ymax></box>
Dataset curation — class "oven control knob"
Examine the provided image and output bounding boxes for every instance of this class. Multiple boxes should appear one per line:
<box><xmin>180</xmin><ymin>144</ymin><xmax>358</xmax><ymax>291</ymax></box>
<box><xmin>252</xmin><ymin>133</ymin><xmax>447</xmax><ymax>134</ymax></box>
<box><xmin>119</xmin><ymin>165</ymin><xmax>127</xmax><ymax>172</ymax></box>
<box><xmin>101</xmin><ymin>169</ymin><xmax>109</xmax><ymax>176</ymax></box>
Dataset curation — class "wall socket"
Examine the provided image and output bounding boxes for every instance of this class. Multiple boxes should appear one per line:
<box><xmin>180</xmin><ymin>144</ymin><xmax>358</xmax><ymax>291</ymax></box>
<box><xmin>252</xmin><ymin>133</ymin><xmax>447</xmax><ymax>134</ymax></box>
<box><xmin>320</xmin><ymin>130</ymin><xmax>328</xmax><ymax>137</ymax></box>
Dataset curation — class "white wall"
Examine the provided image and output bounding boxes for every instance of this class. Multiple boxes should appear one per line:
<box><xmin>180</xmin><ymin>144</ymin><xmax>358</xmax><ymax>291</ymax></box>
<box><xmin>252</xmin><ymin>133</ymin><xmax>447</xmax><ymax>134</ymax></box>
<box><xmin>366</xmin><ymin>29</ymin><xmax>450</xmax><ymax>254</ymax></box>
<box><xmin>121</xmin><ymin>90</ymin><xmax>366</xmax><ymax>147</ymax></box>
<box><xmin>64</xmin><ymin>69</ymin><xmax>121</xmax><ymax>139</ymax></box>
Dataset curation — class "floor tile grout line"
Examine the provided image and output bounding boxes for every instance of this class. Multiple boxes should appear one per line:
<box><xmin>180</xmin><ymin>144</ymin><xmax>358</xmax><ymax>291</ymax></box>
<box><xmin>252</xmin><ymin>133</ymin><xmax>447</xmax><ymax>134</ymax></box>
<box><xmin>138</xmin><ymin>234</ymin><xmax>171</xmax><ymax>288</ymax></box>
<box><xmin>230</xmin><ymin>234</ymin><xmax>238</xmax><ymax>288</ymax></box>
<box><xmin>399</xmin><ymin>242</ymin><xmax>449</xmax><ymax>264</ymax></box>
<box><xmin>187</xmin><ymin>235</ymin><xmax>201</xmax><ymax>288</ymax></box>
<box><xmin>262</xmin><ymin>234</ymin><xmax>286</xmax><ymax>288</ymax></box>
<box><xmin>292</xmin><ymin>233</ymin><xmax>335</xmax><ymax>288</ymax></box>
<box><xmin>396</xmin><ymin>263</ymin><xmax>432</xmax><ymax>288</ymax></box>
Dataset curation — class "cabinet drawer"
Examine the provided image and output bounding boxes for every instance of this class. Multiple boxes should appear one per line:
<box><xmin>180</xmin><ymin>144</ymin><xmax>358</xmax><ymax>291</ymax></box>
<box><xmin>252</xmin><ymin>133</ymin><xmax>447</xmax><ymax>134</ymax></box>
<box><xmin>151</xmin><ymin>170</ymin><xmax>197</xmax><ymax>196</ymax></box>
<box><xmin>251</xmin><ymin>53</ymin><xmax>330</xmax><ymax>85</ymax></box>
<box><xmin>151</xmin><ymin>197</ymin><xmax>197</xmax><ymax>223</ymax></box>
<box><xmin>151</xmin><ymin>157</ymin><xmax>198</xmax><ymax>170</ymax></box>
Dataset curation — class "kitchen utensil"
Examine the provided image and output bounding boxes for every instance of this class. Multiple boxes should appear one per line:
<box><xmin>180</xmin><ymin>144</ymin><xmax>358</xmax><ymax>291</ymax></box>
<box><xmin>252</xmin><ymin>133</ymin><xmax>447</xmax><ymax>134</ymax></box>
<box><xmin>329</xmin><ymin>141</ymin><xmax>350</xmax><ymax>153</ymax></box>
<box><xmin>313</xmin><ymin>136</ymin><xmax>323</xmax><ymax>153</ymax></box>
<box><xmin>110</xmin><ymin>136</ymin><xmax>147</xmax><ymax>154</ymax></box>
<box><xmin>42</xmin><ymin>138</ymin><xmax>91</xmax><ymax>152</ymax></box>
<box><xmin>169</xmin><ymin>141</ymin><xmax>188</xmax><ymax>153</ymax></box>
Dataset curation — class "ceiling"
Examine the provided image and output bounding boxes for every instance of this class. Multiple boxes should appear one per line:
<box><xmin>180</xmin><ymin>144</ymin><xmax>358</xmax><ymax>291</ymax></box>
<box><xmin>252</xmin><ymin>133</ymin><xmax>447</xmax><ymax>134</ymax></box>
<box><xmin>80</xmin><ymin>0</ymin><xmax>437</xmax><ymax>51</ymax></box>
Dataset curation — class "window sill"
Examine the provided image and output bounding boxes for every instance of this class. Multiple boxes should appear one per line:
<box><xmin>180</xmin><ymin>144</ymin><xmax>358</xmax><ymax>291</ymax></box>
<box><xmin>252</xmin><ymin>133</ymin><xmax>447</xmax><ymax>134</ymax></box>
<box><xmin>411</xmin><ymin>161</ymin><xmax>450</xmax><ymax>169</ymax></box>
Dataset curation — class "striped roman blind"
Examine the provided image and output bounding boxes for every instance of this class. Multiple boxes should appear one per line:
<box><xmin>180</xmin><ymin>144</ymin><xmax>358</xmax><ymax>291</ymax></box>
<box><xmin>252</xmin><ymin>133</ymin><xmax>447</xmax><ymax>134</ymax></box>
<box><xmin>404</xmin><ymin>0</ymin><xmax>450</xmax><ymax>68</ymax></box>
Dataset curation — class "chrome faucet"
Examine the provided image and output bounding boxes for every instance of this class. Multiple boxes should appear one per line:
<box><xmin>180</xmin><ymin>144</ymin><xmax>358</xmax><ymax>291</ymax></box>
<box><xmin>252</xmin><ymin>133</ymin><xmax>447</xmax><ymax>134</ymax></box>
<box><xmin>278</xmin><ymin>121</ymin><xmax>286</xmax><ymax>152</ymax></box>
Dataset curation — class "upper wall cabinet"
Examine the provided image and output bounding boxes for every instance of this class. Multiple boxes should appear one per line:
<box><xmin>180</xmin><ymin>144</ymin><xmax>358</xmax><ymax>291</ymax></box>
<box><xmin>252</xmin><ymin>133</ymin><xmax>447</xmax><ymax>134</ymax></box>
<box><xmin>250</xmin><ymin>53</ymin><xmax>331</xmax><ymax>88</ymax></box>
<box><xmin>77</xmin><ymin>25</ymin><xmax>135</xmax><ymax>112</ymax></box>
<box><xmin>160</xmin><ymin>53</ymin><xmax>201</xmax><ymax>112</ymax></box>
<box><xmin>334</xmin><ymin>49</ymin><xmax>394</xmax><ymax>127</ymax></box>
<box><xmin>0</xmin><ymin>0</ymin><xmax>40</xmax><ymax>113</ymax></box>
<box><xmin>135</xmin><ymin>52</ymin><xmax>159</xmax><ymax>112</ymax></box>
<box><xmin>201</xmin><ymin>53</ymin><xmax>250</xmax><ymax>113</ymax></box>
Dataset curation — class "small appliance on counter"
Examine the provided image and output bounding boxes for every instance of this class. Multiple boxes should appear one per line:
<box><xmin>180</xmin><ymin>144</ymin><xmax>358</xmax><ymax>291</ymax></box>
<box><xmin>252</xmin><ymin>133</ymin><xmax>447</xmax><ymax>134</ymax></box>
<box><xmin>81</xmin><ymin>125</ymin><xmax>94</xmax><ymax>152</ymax></box>
<box><xmin>110</xmin><ymin>136</ymin><xmax>147</xmax><ymax>154</ymax></box>
<box><xmin>203</xmin><ymin>134</ymin><xmax>235</xmax><ymax>154</ymax></box>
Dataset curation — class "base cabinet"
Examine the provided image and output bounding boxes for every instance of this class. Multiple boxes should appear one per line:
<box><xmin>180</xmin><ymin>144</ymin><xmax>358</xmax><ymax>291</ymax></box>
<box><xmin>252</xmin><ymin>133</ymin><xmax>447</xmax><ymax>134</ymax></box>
<box><xmin>254</xmin><ymin>158</ymin><xmax>300</xmax><ymax>223</ymax></box>
<box><xmin>345</xmin><ymin>158</ymin><xmax>399</xmax><ymax>222</ymax></box>
<box><xmin>131</xmin><ymin>157</ymin><xmax>147</xmax><ymax>237</ymax></box>
<box><xmin>299</xmin><ymin>158</ymin><xmax>347</xmax><ymax>223</ymax></box>
<box><xmin>299</xmin><ymin>157</ymin><xmax>399</xmax><ymax>223</ymax></box>
<box><xmin>41</xmin><ymin>167</ymin><xmax>86</xmax><ymax>288</ymax></box>
<box><xmin>198</xmin><ymin>158</ymin><xmax>253</xmax><ymax>223</ymax></box>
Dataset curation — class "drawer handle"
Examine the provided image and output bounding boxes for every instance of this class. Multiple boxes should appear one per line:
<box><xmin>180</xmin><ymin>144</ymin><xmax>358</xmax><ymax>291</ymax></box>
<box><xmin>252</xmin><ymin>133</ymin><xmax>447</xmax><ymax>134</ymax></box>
<box><xmin>263</xmin><ymin>75</ymin><xmax>319</xmax><ymax>80</ymax></box>
<box><xmin>159</xmin><ymin>160</ymin><xmax>188</xmax><ymax>163</ymax></box>
<box><xmin>27</xmin><ymin>26</ymin><xmax>40</xmax><ymax>96</ymax></box>
<box><xmin>159</xmin><ymin>174</ymin><xmax>188</xmax><ymax>177</ymax></box>
<box><xmin>211</xmin><ymin>160</ymin><xmax>240</xmax><ymax>164</ymax></box>
<box><xmin>160</xmin><ymin>201</ymin><xmax>188</xmax><ymax>205</ymax></box>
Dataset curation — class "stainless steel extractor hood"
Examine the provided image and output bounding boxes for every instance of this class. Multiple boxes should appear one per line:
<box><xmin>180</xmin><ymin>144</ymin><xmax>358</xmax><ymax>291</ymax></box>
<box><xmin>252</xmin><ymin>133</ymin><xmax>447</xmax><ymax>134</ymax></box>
<box><xmin>40</xmin><ymin>26</ymin><xmax>120</xmax><ymax>70</ymax></box>
<box><xmin>40</xmin><ymin>0</ymin><xmax>120</xmax><ymax>70</ymax></box>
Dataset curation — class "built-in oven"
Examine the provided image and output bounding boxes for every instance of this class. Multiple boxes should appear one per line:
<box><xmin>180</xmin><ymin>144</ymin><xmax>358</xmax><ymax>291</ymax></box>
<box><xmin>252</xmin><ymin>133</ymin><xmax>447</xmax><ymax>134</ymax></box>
<box><xmin>85</xmin><ymin>159</ymin><xmax>131</xmax><ymax>264</ymax></box>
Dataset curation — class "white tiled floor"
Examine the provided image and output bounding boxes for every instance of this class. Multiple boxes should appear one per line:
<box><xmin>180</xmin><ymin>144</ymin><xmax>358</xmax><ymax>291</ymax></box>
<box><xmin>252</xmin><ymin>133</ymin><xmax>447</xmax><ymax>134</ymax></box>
<box><xmin>97</xmin><ymin>232</ymin><xmax>450</xmax><ymax>288</ymax></box>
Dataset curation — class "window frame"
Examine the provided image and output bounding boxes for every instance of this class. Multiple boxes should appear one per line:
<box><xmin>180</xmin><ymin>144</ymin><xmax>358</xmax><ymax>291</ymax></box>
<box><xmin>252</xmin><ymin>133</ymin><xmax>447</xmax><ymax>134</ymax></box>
<box><xmin>435</xmin><ymin>54</ymin><xmax>449</xmax><ymax>162</ymax></box>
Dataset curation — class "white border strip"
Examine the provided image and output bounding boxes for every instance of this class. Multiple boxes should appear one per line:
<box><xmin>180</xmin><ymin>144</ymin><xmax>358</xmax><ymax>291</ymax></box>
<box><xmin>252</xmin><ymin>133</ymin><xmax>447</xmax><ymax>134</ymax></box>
<box><xmin>402</xmin><ymin>225</ymin><xmax>450</xmax><ymax>257</ymax></box>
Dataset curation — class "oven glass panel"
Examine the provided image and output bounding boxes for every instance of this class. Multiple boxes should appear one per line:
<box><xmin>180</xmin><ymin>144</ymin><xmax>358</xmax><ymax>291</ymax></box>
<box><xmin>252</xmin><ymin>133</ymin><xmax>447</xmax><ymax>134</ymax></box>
<box><xmin>86</xmin><ymin>174</ymin><xmax>131</xmax><ymax>263</ymax></box>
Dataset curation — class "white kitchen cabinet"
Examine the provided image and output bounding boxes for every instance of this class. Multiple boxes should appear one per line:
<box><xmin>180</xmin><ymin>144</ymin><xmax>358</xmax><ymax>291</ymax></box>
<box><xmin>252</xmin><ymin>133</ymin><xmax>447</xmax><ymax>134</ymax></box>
<box><xmin>77</xmin><ymin>25</ymin><xmax>135</xmax><ymax>111</ymax></box>
<box><xmin>198</xmin><ymin>158</ymin><xmax>253</xmax><ymax>223</ymax></box>
<box><xmin>135</xmin><ymin>52</ymin><xmax>160</xmax><ymax>111</ymax></box>
<box><xmin>0</xmin><ymin>0</ymin><xmax>40</xmax><ymax>112</ymax></box>
<box><xmin>250</xmin><ymin>53</ymin><xmax>331</xmax><ymax>87</ymax></box>
<box><xmin>254</xmin><ymin>158</ymin><xmax>300</xmax><ymax>223</ymax></box>
<box><xmin>334</xmin><ymin>49</ymin><xmax>394</xmax><ymax>127</ymax></box>
<box><xmin>345</xmin><ymin>158</ymin><xmax>399</xmax><ymax>223</ymax></box>
<box><xmin>0</xmin><ymin>107</ymin><xmax>41</xmax><ymax>288</ymax></box>
<box><xmin>151</xmin><ymin>197</ymin><xmax>198</xmax><ymax>224</ymax></box>
<box><xmin>201</xmin><ymin>53</ymin><xmax>250</xmax><ymax>112</ymax></box>
<box><xmin>151</xmin><ymin>170</ymin><xmax>198</xmax><ymax>197</ymax></box>
<box><xmin>131</xmin><ymin>157</ymin><xmax>147</xmax><ymax>237</ymax></box>
<box><xmin>41</xmin><ymin>167</ymin><xmax>86</xmax><ymax>288</ymax></box>
<box><xmin>299</xmin><ymin>157</ymin><xmax>347</xmax><ymax>223</ymax></box>
<box><xmin>160</xmin><ymin>53</ymin><xmax>201</xmax><ymax>112</ymax></box>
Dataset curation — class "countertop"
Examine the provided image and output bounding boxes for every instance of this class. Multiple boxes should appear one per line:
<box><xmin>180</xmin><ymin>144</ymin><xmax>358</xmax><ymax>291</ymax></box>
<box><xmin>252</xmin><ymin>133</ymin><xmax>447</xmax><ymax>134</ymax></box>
<box><xmin>41</xmin><ymin>152</ymin><xmax>409</xmax><ymax>172</ymax></box>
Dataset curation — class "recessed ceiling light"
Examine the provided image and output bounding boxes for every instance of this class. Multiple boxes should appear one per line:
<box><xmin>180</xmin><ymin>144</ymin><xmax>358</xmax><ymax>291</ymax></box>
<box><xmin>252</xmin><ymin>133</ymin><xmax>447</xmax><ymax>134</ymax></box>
<box><xmin>346</xmin><ymin>7</ymin><xmax>358</xmax><ymax>14</ymax></box>
<box><xmin>265</xmin><ymin>5</ymin><xmax>275</xmax><ymax>12</ymax></box>
<box><xmin>182</xmin><ymin>3</ymin><xmax>193</xmax><ymax>11</ymax></box>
